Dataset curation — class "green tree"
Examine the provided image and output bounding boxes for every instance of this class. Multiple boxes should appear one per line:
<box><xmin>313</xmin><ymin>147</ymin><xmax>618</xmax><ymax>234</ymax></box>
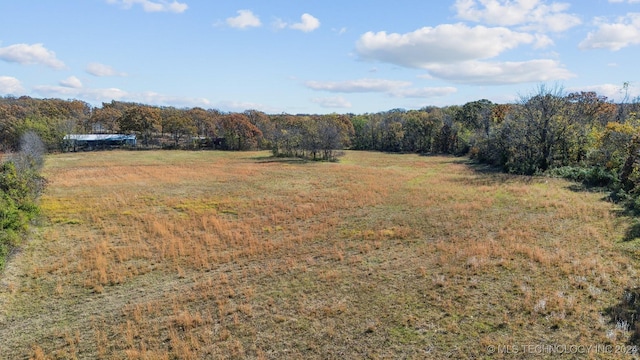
<box><xmin>506</xmin><ymin>85</ymin><xmax>569</xmax><ymax>173</ymax></box>
<box><xmin>349</xmin><ymin>115</ymin><xmax>370</xmax><ymax>150</ymax></box>
<box><xmin>382</xmin><ymin>121</ymin><xmax>404</xmax><ymax>152</ymax></box>
<box><xmin>456</xmin><ymin>99</ymin><xmax>494</xmax><ymax>136</ymax></box>
<box><xmin>402</xmin><ymin>110</ymin><xmax>440</xmax><ymax>153</ymax></box>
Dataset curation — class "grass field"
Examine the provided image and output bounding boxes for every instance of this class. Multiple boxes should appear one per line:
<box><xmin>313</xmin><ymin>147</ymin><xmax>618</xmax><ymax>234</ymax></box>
<box><xmin>0</xmin><ymin>150</ymin><xmax>639</xmax><ymax>359</ymax></box>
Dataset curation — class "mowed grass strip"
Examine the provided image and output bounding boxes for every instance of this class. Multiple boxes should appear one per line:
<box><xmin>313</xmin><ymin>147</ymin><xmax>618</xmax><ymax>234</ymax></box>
<box><xmin>0</xmin><ymin>150</ymin><xmax>637</xmax><ymax>359</ymax></box>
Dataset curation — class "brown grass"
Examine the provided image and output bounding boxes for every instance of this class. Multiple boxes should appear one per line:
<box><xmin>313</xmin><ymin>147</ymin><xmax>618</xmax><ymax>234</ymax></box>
<box><xmin>0</xmin><ymin>150</ymin><xmax>638</xmax><ymax>359</ymax></box>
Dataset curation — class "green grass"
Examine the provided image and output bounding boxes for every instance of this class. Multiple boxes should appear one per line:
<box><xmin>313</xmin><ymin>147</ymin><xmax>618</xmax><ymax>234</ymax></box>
<box><xmin>0</xmin><ymin>150</ymin><xmax>638</xmax><ymax>359</ymax></box>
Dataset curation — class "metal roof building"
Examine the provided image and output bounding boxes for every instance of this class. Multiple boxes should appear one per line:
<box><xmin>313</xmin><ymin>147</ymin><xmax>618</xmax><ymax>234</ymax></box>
<box><xmin>63</xmin><ymin>134</ymin><xmax>137</xmax><ymax>151</ymax></box>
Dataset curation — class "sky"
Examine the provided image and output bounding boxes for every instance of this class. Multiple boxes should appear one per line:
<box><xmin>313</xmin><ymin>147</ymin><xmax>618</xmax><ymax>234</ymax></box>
<box><xmin>1</xmin><ymin>0</ymin><xmax>640</xmax><ymax>114</ymax></box>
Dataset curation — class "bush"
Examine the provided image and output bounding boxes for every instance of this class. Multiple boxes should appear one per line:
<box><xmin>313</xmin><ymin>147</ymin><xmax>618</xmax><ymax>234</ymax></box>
<box><xmin>0</xmin><ymin>132</ymin><xmax>45</xmax><ymax>269</ymax></box>
<box><xmin>0</xmin><ymin>162</ymin><xmax>40</xmax><ymax>268</ymax></box>
<box><xmin>546</xmin><ymin>166</ymin><xmax>618</xmax><ymax>187</ymax></box>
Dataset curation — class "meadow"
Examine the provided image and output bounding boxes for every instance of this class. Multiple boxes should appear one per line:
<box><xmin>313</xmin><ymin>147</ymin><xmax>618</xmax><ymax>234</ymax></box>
<box><xmin>0</xmin><ymin>150</ymin><xmax>638</xmax><ymax>359</ymax></box>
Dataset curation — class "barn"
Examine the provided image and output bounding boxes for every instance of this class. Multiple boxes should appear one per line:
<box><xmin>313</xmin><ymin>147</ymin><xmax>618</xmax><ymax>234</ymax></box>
<box><xmin>63</xmin><ymin>134</ymin><xmax>137</xmax><ymax>151</ymax></box>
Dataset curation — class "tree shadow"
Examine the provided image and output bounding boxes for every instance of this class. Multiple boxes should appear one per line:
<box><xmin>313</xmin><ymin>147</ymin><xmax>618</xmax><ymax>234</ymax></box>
<box><xmin>565</xmin><ymin>182</ymin><xmax>610</xmax><ymax>194</ymax></box>
<box><xmin>249</xmin><ymin>155</ymin><xmax>310</xmax><ymax>164</ymax></box>
<box><xmin>457</xmin><ymin>160</ymin><xmax>640</xmax><ymax>243</ymax></box>
<box><xmin>623</xmin><ymin>220</ymin><xmax>640</xmax><ymax>242</ymax></box>
<box><xmin>448</xmin><ymin>158</ymin><xmax>539</xmax><ymax>186</ymax></box>
<box><xmin>605</xmin><ymin>288</ymin><xmax>640</xmax><ymax>346</ymax></box>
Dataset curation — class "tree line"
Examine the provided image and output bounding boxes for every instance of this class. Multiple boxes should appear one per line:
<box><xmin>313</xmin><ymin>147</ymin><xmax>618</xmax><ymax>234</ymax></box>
<box><xmin>2</xmin><ymin>84</ymin><xmax>640</xmax><ymax>209</ymax></box>
<box><xmin>0</xmin><ymin>97</ymin><xmax>357</xmax><ymax>161</ymax></box>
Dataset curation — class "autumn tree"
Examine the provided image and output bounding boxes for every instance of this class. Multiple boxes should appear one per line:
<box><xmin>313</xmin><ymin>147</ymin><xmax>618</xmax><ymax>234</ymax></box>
<box><xmin>90</xmin><ymin>105</ymin><xmax>123</xmax><ymax>133</ymax></box>
<box><xmin>161</xmin><ymin>107</ymin><xmax>196</xmax><ymax>147</ymax></box>
<box><xmin>316</xmin><ymin>118</ymin><xmax>343</xmax><ymax>160</ymax></box>
<box><xmin>65</xmin><ymin>100</ymin><xmax>92</xmax><ymax>133</ymax></box>
<box><xmin>589</xmin><ymin>120</ymin><xmax>640</xmax><ymax>172</ymax></box>
<box><xmin>244</xmin><ymin>110</ymin><xmax>274</xmax><ymax>149</ymax></box>
<box><xmin>325</xmin><ymin>113</ymin><xmax>355</xmax><ymax>148</ymax></box>
<box><xmin>0</xmin><ymin>104</ymin><xmax>19</xmax><ymax>151</ymax></box>
<box><xmin>563</xmin><ymin>92</ymin><xmax>618</xmax><ymax>163</ymax></box>
<box><xmin>217</xmin><ymin>113</ymin><xmax>262</xmax><ymax>150</ymax></box>
<box><xmin>270</xmin><ymin>114</ymin><xmax>304</xmax><ymax>157</ymax></box>
<box><xmin>299</xmin><ymin>116</ymin><xmax>322</xmax><ymax>159</ymax></box>
<box><xmin>186</xmin><ymin>107</ymin><xmax>216</xmax><ymax>138</ymax></box>
<box><xmin>118</xmin><ymin>105</ymin><xmax>161</xmax><ymax>147</ymax></box>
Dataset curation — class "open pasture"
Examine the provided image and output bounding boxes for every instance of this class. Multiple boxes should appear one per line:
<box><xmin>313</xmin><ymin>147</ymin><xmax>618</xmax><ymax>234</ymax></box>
<box><xmin>0</xmin><ymin>150</ymin><xmax>638</xmax><ymax>359</ymax></box>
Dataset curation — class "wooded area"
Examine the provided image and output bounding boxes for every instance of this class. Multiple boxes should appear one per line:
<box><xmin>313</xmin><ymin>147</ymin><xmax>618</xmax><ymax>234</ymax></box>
<box><xmin>1</xmin><ymin>84</ymin><xmax>640</xmax><ymax>211</ymax></box>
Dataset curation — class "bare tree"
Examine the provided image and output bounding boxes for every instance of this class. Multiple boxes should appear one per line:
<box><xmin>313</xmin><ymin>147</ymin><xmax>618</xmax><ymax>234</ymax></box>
<box><xmin>15</xmin><ymin>131</ymin><xmax>45</xmax><ymax>172</ymax></box>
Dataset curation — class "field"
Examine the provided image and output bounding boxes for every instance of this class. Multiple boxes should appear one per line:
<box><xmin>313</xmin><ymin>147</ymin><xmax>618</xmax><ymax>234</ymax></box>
<box><xmin>0</xmin><ymin>150</ymin><xmax>639</xmax><ymax>359</ymax></box>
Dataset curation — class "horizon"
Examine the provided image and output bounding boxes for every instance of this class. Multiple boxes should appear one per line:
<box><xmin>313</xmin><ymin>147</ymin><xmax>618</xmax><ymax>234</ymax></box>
<box><xmin>1</xmin><ymin>0</ymin><xmax>639</xmax><ymax>114</ymax></box>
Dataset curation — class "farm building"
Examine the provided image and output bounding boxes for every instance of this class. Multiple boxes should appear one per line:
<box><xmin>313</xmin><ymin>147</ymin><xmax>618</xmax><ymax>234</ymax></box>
<box><xmin>63</xmin><ymin>134</ymin><xmax>137</xmax><ymax>151</ymax></box>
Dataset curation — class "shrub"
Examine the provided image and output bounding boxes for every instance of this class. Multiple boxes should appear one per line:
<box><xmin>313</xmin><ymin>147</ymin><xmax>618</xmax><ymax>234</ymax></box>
<box><xmin>0</xmin><ymin>132</ymin><xmax>45</xmax><ymax>269</ymax></box>
<box><xmin>546</xmin><ymin>166</ymin><xmax>618</xmax><ymax>188</ymax></box>
<box><xmin>0</xmin><ymin>162</ymin><xmax>40</xmax><ymax>268</ymax></box>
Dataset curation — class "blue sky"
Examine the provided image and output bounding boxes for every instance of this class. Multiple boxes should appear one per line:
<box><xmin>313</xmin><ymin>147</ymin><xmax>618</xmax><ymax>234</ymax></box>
<box><xmin>0</xmin><ymin>0</ymin><xmax>639</xmax><ymax>114</ymax></box>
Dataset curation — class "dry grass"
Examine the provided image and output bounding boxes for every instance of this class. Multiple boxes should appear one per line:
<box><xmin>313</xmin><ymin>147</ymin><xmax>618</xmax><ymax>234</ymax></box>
<box><xmin>0</xmin><ymin>150</ymin><xmax>638</xmax><ymax>359</ymax></box>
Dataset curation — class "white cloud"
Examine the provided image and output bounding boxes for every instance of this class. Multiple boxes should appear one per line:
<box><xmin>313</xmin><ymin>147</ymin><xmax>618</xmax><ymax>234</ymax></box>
<box><xmin>0</xmin><ymin>76</ymin><xmax>24</xmax><ymax>94</ymax></box>
<box><xmin>290</xmin><ymin>13</ymin><xmax>320</xmax><ymax>32</ymax></box>
<box><xmin>305</xmin><ymin>78</ymin><xmax>412</xmax><ymax>93</ymax></box>
<box><xmin>453</xmin><ymin>0</ymin><xmax>581</xmax><ymax>32</ymax></box>
<box><xmin>311</xmin><ymin>97</ymin><xmax>352</xmax><ymax>108</ymax></box>
<box><xmin>305</xmin><ymin>78</ymin><xmax>458</xmax><ymax>99</ymax></box>
<box><xmin>106</xmin><ymin>0</ymin><xmax>188</xmax><ymax>13</ymax></box>
<box><xmin>355</xmin><ymin>22</ymin><xmax>570</xmax><ymax>86</ymax></box>
<box><xmin>272</xmin><ymin>18</ymin><xmax>288</xmax><ymax>30</ymax></box>
<box><xmin>216</xmin><ymin>100</ymin><xmax>279</xmax><ymax>113</ymax></box>
<box><xmin>424</xmin><ymin>59</ymin><xmax>575</xmax><ymax>85</ymax></box>
<box><xmin>33</xmin><ymin>83</ymin><xmax>210</xmax><ymax>107</ymax></box>
<box><xmin>533</xmin><ymin>33</ymin><xmax>554</xmax><ymax>48</ymax></box>
<box><xmin>135</xmin><ymin>92</ymin><xmax>211</xmax><ymax>107</ymax></box>
<box><xmin>388</xmin><ymin>87</ymin><xmax>458</xmax><ymax>98</ymax></box>
<box><xmin>333</xmin><ymin>27</ymin><xmax>347</xmax><ymax>35</ymax></box>
<box><xmin>226</xmin><ymin>10</ymin><xmax>262</xmax><ymax>29</ymax></box>
<box><xmin>567</xmin><ymin>83</ymin><xmax>640</xmax><ymax>102</ymax></box>
<box><xmin>273</xmin><ymin>13</ymin><xmax>321</xmax><ymax>32</ymax></box>
<box><xmin>95</xmin><ymin>88</ymin><xmax>130</xmax><ymax>101</ymax></box>
<box><xmin>86</xmin><ymin>62</ymin><xmax>127</xmax><ymax>77</ymax></box>
<box><xmin>60</xmin><ymin>76</ymin><xmax>83</xmax><ymax>89</ymax></box>
<box><xmin>33</xmin><ymin>84</ymin><xmax>128</xmax><ymax>102</ymax></box>
<box><xmin>0</xmin><ymin>43</ymin><xmax>65</xmax><ymax>69</ymax></box>
<box><xmin>356</xmin><ymin>24</ymin><xmax>535</xmax><ymax>68</ymax></box>
<box><xmin>609</xmin><ymin>0</ymin><xmax>640</xmax><ymax>3</ymax></box>
<box><xmin>579</xmin><ymin>13</ymin><xmax>640</xmax><ymax>51</ymax></box>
